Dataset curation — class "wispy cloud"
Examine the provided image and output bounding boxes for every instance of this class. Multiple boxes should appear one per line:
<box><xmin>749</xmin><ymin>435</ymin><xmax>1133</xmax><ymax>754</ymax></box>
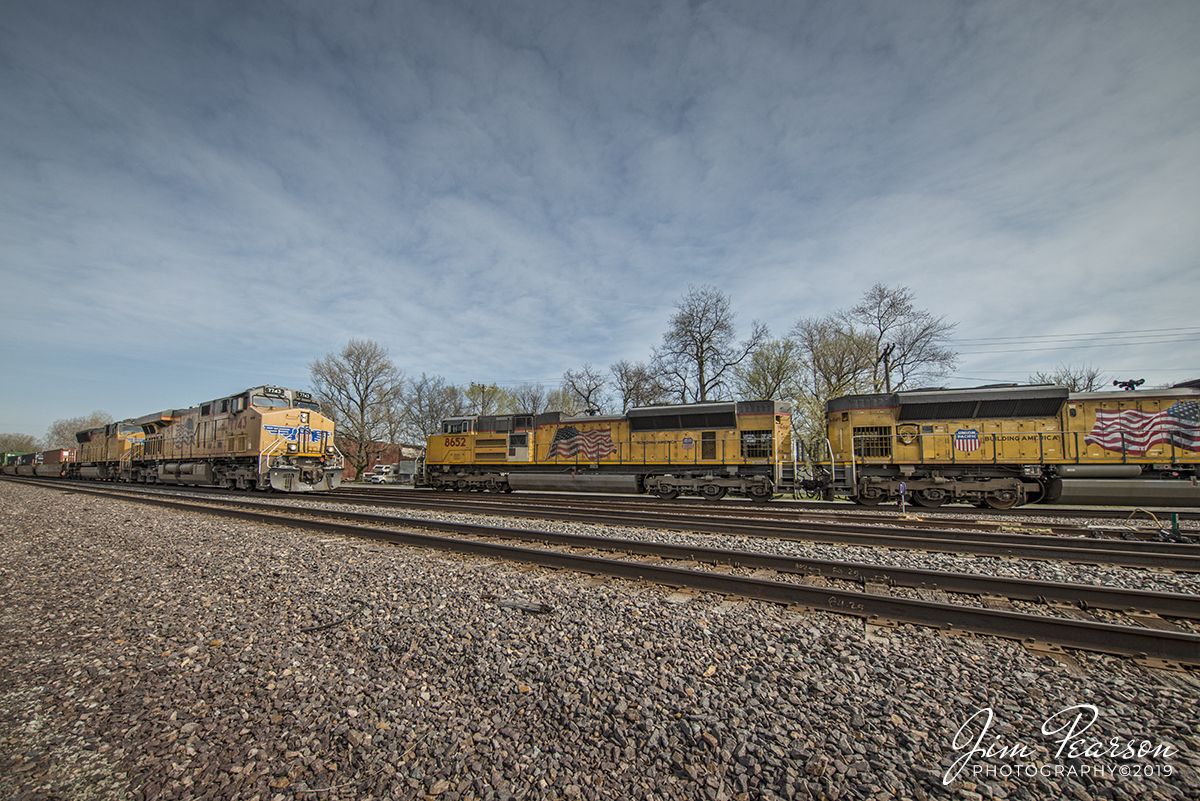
<box><xmin>2</xmin><ymin>0</ymin><xmax>1198</xmax><ymax>434</ymax></box>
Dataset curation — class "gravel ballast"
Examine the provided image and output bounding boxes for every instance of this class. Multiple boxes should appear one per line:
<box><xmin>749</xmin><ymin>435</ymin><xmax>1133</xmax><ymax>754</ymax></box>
<box><xmin>1</xmin><ymin>482</ymin><xmax>1198</xmax><ymax>801</ymax></box>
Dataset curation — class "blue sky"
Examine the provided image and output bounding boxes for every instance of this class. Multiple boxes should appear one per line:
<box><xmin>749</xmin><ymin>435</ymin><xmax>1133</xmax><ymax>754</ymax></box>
<box><xmin>2</xmin><ymin>0</ymin><xmax>1198</xmax><ymax>438</ymax></box>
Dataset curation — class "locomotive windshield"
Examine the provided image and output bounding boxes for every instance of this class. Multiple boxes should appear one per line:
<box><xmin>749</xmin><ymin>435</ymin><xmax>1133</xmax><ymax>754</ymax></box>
<box><xmin>251</xmin><ymin>395</ymin><xmax>290</xmax><ymax>409</ymax></box>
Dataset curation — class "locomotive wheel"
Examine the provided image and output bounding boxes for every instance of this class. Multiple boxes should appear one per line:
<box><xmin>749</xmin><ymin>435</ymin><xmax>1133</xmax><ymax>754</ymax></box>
<box><xmin>912</xmin><ymin>490</ymin><xmax>946</xmax><ymax>508</ymax></box>
<box><xmin>656</xmin><ymin>486</ymin><xmax>680</xmax><ymax>501</ymax></box>
<box><xmin>701</xmin><ymin>484</ymin><xmax>727</xmax><ymax>502</ymax></box>
<box><xmin>984</xmin><ymin>493</ymin><xmax>1019</xmax><ymax>510</ymax></box>
<box><xmin>855</xmin><ymin>491</ymin><xmax>885</xmax><ymax>506</ymax></box>
<box><xmin>749</xmin><ymin>489</ymin><xmax>773</xmax><ymax>504</ymax></box>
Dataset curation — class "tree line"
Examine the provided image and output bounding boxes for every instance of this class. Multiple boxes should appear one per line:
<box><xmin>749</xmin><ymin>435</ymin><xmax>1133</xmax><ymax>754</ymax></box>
<box><xmin>0</xmin><ymin>283</ymin><xmax>1119</xmax><ymax>475</ymax></box>
<box><xmin>312</xmin><ymin>284</ymin><xmax>964</xmax><ymax>477</ymax></box>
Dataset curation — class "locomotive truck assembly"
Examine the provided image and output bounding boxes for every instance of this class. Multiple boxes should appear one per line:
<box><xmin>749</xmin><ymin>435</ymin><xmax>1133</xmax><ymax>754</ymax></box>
<box><xmin>1</xmin><ymin>385</ymin><xmax>343</xmax><ymax>492</ymax></box>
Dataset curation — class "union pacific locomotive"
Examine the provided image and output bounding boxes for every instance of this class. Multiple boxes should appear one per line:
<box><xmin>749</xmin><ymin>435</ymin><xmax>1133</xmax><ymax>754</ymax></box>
<box><xmin>419</xmin><ymin>401</ymin><xmax>794</xmax><ymax>502</ymax></box>
<box><xmin>815</xmin><ymin>381</ymin><xmax>1200</xmax><ymax>508</ymax></box>
<box><xmin>1</xmin><ymin>385</ymin><xmax>343</xmax><ymax>492</ymax></box>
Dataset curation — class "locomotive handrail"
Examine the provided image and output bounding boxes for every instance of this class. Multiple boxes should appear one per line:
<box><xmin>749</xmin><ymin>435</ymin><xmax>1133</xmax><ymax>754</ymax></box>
<box><xmin>259</xmin><ymin>437</ymin><xmax>284</xmax><ymax>475</ymax></box>
<box><xmin>841</xmin><ymin>428</ymin><xmax>1193</xmax><ymax>467</ymax></box>
<box><xmin>328</xmin><ymin>442</ymin><xmax>346</xmax><ymax>470</ymax></box>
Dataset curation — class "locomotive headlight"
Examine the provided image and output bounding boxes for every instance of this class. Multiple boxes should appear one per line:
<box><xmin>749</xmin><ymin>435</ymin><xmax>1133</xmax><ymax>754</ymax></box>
<box><xmin>300</xmin><ymin>412</ymin><xmax>309</xmax><ymax>424</ymax></box>
<box><xmin>287</xmin><ymin>443</ymin><xmax>298</xmax><ymax>453</ymax></box>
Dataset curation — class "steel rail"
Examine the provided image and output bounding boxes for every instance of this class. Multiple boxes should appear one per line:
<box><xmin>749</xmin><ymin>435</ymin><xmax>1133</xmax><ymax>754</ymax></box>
<box><xmin>174</xmin><ymin>494</ymin><xmax>1200</xmax><ymax>620</ymax></box>
<box><xmin>332</xmin><ymin>489</ymin><xmax>1189</xmax><ymax>541</ymax></box>
<box><xmin>16</xmin><ymin>477</ymin><xmax>1200</xmax><ymax>571</ymax></box>
<box><xmin>336</xmin><ymin>486</ymin><xmax>1200</xmax><ymax>524</ymax></box>
<box><xmin>329</xmin><ymin>492</ymin><xmax>1200</xmax><ymax>571</ymax></box>
<box><xmin>29</xmin><ymin>481</ymin><xmax>1200</xmax><ymax>667</ymax></box>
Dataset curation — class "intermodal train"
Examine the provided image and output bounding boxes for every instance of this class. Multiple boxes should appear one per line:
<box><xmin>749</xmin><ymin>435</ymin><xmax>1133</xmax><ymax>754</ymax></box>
<box><xmin>1</xmin><ymin>385</ymin><xmax>343</xmax><ymax>492</ymax></box>
<box><xmin>813</xmin><ymin>381</ymin><xmax>1200</xmax><ymax>508</ymax></box>
<box><xmin>418</xmin><ymin>400</ymin><xmax>794</xmax><ymax>502</ymax></box>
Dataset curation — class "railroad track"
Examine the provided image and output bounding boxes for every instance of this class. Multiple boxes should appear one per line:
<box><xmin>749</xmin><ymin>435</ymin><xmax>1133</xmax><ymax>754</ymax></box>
<box><xmin>10</xmin><ymin>477</ymin><xmax>1200</xmax><ymax>570</ymax></box>
<box><xmin>321</xmin><ymin>487</ymin><xmax>1200</xmax><ymax>572</ymax></box>
<box><xmin>334</xmin><ymin>486</ymin><xmax>1198</xmax><ymax>540</ymax></box>
<box><xmin>21</xmin><ymin>479</ymin><xmax>1200</xmax><ymax>668</ymax></box>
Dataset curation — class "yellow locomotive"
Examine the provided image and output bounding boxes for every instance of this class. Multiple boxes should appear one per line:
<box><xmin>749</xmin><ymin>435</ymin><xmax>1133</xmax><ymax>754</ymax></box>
<box><xmin>1</xmin><ymin>385</ymin><xmax>343</xmax><ymax>492</ymax></box>
<box><xmin>420</xmin><ymin>400</ymin><xmax>794</xmax><ymax>502</ymax></box>
<box><xmin>818</xmin><ymin>382</ymin><xmax>1200</xmax><ymax>508</ymax></box>
<box><xmin>125</xmin><ymin>385</ymin><xmax>343</xmax><ymax>491</ymax></box>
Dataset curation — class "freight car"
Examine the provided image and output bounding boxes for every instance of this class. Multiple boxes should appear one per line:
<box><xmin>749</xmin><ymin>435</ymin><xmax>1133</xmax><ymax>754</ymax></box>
<box><xmin>419</xmin><ymin>400</ymin><xmax>794</xmax><ymax>502</ymax></box>
<box><xmin>814</xmin><ymin>381</ymin><xmax>1200</xmax><ymax>508</ymax></box>
<box><xmin>3</xmin><ymin>449</ymin><xmax>74</xmax><ymax>478</ymax></box>
<box><xmin>1</xmin><ymin>385</ymin><xmax>344</xmax><ymax>492</ymax></box>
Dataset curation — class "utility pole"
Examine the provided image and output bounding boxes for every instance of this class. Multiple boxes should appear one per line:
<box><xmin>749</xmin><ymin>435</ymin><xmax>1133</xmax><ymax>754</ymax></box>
<box><xmin>880</xmin><ymin>343</ymin><xmax>896</xmax><ymax>393</ymax></box>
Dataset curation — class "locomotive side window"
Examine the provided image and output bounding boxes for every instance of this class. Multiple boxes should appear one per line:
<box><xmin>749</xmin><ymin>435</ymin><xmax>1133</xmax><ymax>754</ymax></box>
<box><xmin>443</xmin><ymin>421</ymin><xmax>471</xmax><ymax>434</ymax></box>
<box><xmin>852</xmin><ymin>426</ymin><xmax>892</xmax><ymax>459</ymax></box>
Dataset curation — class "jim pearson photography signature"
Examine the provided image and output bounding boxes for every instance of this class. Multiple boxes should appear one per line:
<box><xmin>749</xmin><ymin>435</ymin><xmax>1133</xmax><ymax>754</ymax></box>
<box><xmin>944</xmin><ymin>704</ymin><xmax>1179</xmax><ymax>785</ymax></box>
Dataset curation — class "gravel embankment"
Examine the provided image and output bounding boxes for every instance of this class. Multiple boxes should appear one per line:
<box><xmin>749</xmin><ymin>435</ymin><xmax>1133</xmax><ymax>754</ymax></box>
<box><xmin>1</xmin><ymin>481</ymin><xmax>1198</xmax><ymax>801</ymax></box>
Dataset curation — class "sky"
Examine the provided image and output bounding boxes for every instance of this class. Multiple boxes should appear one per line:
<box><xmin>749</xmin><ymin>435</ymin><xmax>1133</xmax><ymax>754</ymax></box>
<box><xmin>2</xmin><ymin>0</ymin><xmax>1198</xmax><ymax>439</ymax></box>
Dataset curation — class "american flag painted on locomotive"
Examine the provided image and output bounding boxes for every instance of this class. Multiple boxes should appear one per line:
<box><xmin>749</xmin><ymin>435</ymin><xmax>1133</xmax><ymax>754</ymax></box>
<box><xmin>547</xmin><ymin>426</ymin><xmax>616</xmax><ymax>460</ymax></box>
<box><xmin>954</xmin><ymin>429</ymin><xmax>981</xmax><ymax>452</ymax></box>
<box><xmin>1084</xmin><ymin>401</ymin><xmax>1200</xmax><ymax>455</ymax></box>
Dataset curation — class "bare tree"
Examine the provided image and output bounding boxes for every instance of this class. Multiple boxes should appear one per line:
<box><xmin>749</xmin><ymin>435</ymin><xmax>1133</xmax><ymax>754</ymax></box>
<box><xmin>652</xmin><ymin>285</ymin><xmax>767</xmax><ymax>403</ymax></box>
<box><xmin>733</xmin><ymin>338</ymin><xmax>803</xmax><ymax>402</ymax></box>
<box><xmin>511</xmin><ymin>382</ymin><xmax>550</xmax><ymax>414</ymax></box>
<box><xmin>310</xmin><ymin>339</ymin><xmax>405</xmax><ymax>481</ymax></box>
<box><xmin>545</xmin><ymin>387</ymin><xmax>584</xmax><ymax>415</ymax></box>
<box><xmin>403</xmin><ymin>374</ymin><xmax>464</xmax><ymax>442</ymax></box>
<box><xmin>1030</xmin><ymin>364</ymin><xmax>1106</xmax><ymax>391</ymax></box>
<box><xmin>845</xmin><ymin>283</ymin><xmax>957</xmax><ymax>392</ymax></box>
<box><xmin>0</xmin><ymin>432</ymin><xmax>41</xmax><ymax>454</ymax></box>
<box><xmin>789</xmin><ymin>316</ymin><xmax>877</xmax><ymax>448</ymax></box>
<box><xmin>43</xmin><ymin>411</ymin><xmax>113</xmax><ymax>450</ymax></box>
<box><xmin>610</xmin><ymin>360</ymin><xmax>668</xmax><ymax>411</ymax></box>
<box><xmin>561</xmin><ymin>364</ymin><xmax>609</xmax><ymax>413</ymax></box>
<box><xmin>463</xmin><ymin>382</ymin><xmax>512</xmax><ymax>416</ymax></box>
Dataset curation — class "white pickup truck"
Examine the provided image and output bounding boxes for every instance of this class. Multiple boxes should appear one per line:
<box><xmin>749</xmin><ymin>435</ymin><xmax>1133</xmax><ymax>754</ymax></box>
<box><xmin>366</xmin><ymin>464</ymin><xmax>398</xmax><ymax>484</ymax></box>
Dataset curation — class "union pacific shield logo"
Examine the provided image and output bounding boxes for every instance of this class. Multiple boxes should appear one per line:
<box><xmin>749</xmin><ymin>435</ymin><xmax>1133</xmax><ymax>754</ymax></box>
<box><xmin>954</xmin><ymin>429</ymin><xmax>980</xmax><ymax>452</ymax></box>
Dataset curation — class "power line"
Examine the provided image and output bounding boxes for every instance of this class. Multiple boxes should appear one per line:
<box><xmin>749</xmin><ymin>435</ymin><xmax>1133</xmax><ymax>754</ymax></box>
<box><xmin>956</xmin><ymin>335</ymin><xmax>1200</xmax><ymax>355</ymax></box>
<box><xmin>954</xmin><ymin>326</ymin><xmax>1200</xmax><ymax>345</ymax></box>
